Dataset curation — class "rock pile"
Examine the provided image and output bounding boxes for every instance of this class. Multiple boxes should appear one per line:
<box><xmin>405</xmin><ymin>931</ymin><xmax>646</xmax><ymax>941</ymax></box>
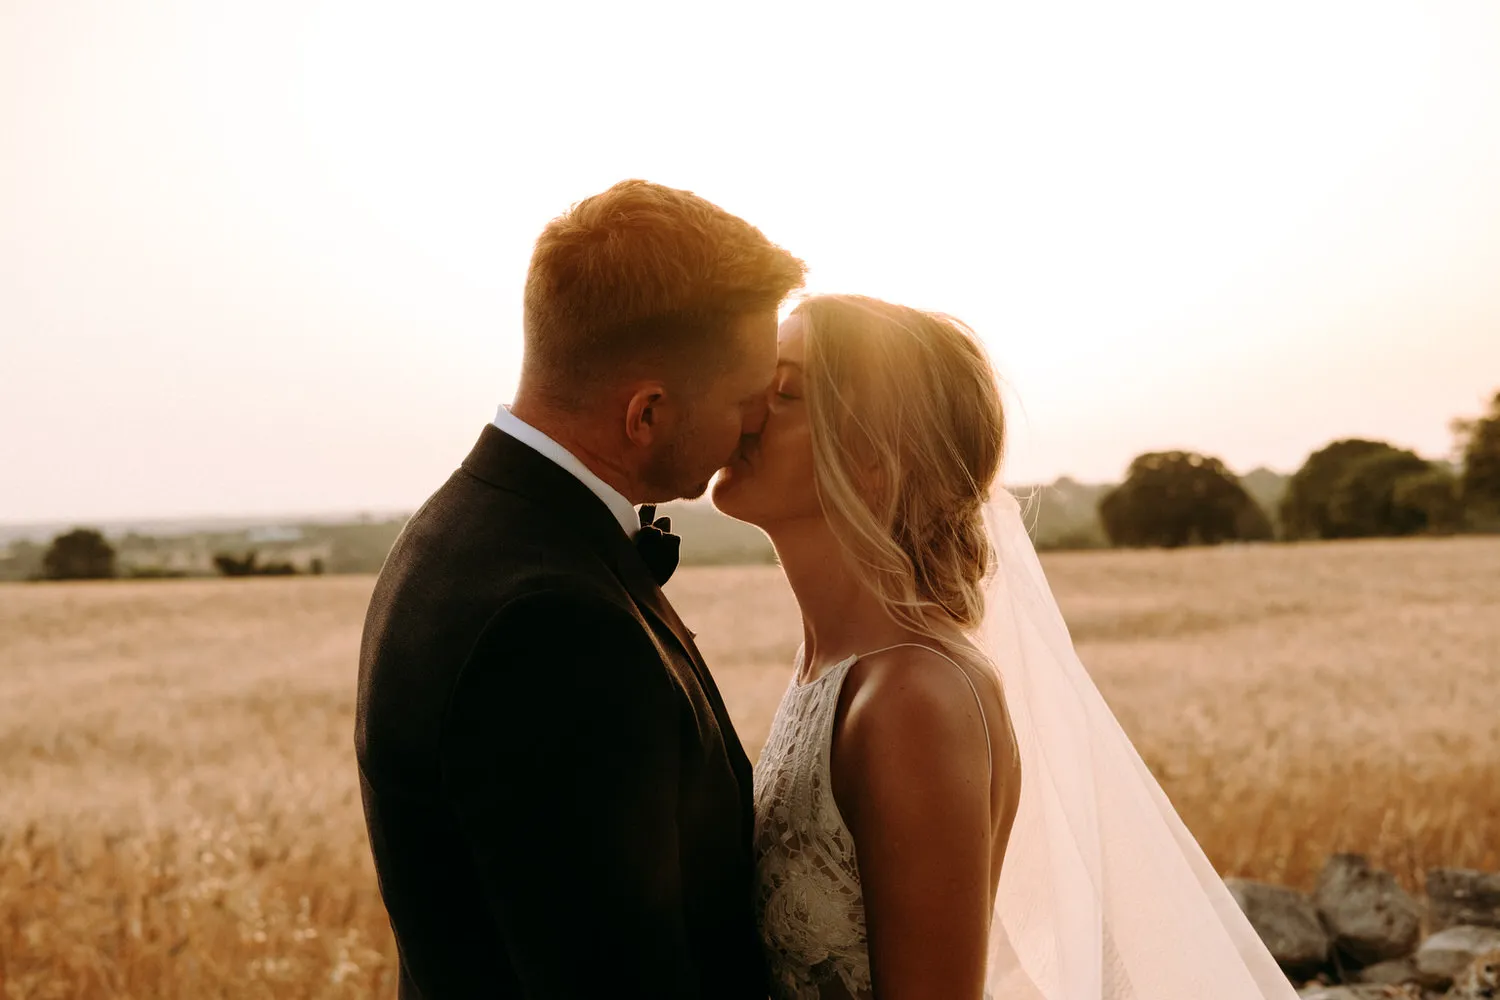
<box><xmin>1226</xmin><ymin>856</ymin><xmax>1500</xmax><ymax>999</ymax></box>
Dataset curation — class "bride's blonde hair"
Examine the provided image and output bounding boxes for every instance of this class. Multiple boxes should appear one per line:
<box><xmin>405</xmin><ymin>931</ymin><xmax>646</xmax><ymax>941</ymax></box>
<box><xmin>795</xmin><ymin>294</ymin><xmax>1005</xmax><ymax>639</ymax></box>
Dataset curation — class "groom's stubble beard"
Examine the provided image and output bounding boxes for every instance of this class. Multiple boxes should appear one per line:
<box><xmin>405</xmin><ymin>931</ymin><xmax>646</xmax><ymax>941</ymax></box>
<box><xmin>640</xmin><ymin>426</ymin><xmax>717</xmax><ymax>503</ymax></box>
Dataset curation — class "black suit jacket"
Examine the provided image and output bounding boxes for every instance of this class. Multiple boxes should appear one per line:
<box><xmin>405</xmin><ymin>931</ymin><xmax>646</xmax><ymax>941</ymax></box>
<box><xmin>356</xmin><ymin>425</ymin><xmax>766</xmax><ymax>999</ymax></box>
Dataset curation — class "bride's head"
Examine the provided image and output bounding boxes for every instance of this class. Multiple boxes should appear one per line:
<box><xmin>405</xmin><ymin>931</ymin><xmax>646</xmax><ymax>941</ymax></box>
<box><xmin>713</xmin><ymin>294</ymin><xmax>1005</xmax><ymax>632</ymax></box>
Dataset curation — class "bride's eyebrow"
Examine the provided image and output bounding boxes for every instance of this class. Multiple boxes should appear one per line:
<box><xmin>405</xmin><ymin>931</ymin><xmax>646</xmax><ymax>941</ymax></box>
<box><xmin>776</xmin><ymin>360</ymin><xmax>803</xmax><ymax>371</ymax></box>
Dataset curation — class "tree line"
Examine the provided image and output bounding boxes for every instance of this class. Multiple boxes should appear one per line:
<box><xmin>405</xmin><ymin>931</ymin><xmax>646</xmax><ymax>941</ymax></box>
<box><xmin>28</xmin><ymin>532</ymin><xmax>321</xmax><ymax>582</ymax></box>
<box><xmin>11</xmin><ymin>518</ymin><xmax>408</xmax><ymax>582</ymax></box>
<box><xmin>1098</xmin><ymin>390</ymin><xmax>1500</xmax><ymax>548</ymax></box>
<box><xmin>14</xmin><ymin>389</ymin><xmax>1499</xmax><ymax>579</ymax></box>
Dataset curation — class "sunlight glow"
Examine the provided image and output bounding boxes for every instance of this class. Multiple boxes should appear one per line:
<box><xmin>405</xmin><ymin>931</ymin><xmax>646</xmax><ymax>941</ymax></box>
<box><xmin>2</xmin><ymin>1</ymin><xmax>1498</xmax><ymax>520</ymax></box>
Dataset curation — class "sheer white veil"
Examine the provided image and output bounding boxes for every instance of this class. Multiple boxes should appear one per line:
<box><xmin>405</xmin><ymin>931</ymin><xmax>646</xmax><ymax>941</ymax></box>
<box><xmin>977</xmin><ymin>488</ymin><xmax>1299</xmax><ymax>999</ymax></box>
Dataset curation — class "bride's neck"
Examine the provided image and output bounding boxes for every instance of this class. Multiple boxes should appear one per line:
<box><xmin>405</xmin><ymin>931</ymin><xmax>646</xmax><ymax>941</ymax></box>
<box><xmin>769</xmin><ymin>519</ymin><xmax>917</xmax><ymax>674</ymax></box>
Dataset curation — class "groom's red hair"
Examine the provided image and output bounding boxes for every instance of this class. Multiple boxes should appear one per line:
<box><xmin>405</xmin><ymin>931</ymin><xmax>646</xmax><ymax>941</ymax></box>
<box><xmin>522</xmin><ymin>179</ymin><xmax>805</xmax><ymax>407</ymax></box>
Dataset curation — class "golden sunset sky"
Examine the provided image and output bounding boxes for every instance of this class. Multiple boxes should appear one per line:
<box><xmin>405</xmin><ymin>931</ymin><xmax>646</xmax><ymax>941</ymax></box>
<box><xmin>3</xmin><ymin>1</ymin><xmax>1498</xmax><ymax>522</ymax></box>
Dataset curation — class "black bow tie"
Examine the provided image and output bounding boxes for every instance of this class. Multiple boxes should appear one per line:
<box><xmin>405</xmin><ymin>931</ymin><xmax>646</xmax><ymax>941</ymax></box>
<box><xmin>634</xmin><ymin>504</ymin><xmax>681</xmax><ymax>587</ymax></box>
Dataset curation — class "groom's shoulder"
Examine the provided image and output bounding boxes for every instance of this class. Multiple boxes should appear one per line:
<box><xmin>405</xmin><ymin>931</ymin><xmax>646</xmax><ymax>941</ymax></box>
<box><xmin>386</xmin><ymin>466</ymin><xmax>612</xmax><ymax>583</ymax></box>
<box><xmin>359</xmin><ymin>488</ymin><xmax>648</xmax><ymax>723</ymax></box>
<box><xmin>364</xmin><ymin>463</ymin><xmax>635</xmax><ymax>635</ymax></box>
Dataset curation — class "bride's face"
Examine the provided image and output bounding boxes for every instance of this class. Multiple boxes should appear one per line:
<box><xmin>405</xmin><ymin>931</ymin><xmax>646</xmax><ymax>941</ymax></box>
<box><xmin>711</xmin><ymin>315</ymin><xmax>823</xmax><ymax>529</ymax></box>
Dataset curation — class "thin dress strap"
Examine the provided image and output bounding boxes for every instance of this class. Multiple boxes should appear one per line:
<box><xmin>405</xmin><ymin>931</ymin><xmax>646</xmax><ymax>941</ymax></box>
<box><xmin>853</xmin><ymin>642</ymin><xmax>994</xmax><ymax>780</ymax></box>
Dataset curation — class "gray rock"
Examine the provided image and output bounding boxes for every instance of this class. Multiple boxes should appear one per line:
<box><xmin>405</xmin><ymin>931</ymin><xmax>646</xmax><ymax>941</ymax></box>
<box><xmin>1352</xmin><ymin>957</ymin><xmax>1419</xmax><ymax>986</ymax></box>
<box><xmin>1314</xmin><ymin>854</ymin><xmax>1423</xmax><ymax>966</ymax></box>
<box><xmin>1426</xmin><ymin>868</ymin><xmax>1500</xmax><ymax>932</ymax></box>
<box><xmin>1227</xmin><ymin>877</ymin><xmax>1330</xmax><ymax>976</ymax></box>
<box><xmin>1411</xmin><ymin>924</ymin><xmax>1500</xmax><ymax>990</ymax></box>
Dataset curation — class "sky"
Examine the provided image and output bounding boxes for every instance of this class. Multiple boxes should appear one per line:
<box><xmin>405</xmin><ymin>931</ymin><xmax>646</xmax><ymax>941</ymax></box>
<box><xmin>3</xmin><ymin>1</ymin><xmax>1499</xmax><ymax>524</ymax></box>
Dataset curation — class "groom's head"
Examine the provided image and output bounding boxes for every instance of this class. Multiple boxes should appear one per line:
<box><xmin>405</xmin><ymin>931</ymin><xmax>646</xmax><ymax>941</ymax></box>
<box><xmin>519</xmin><ymin>180</ymin><xmax>806</xmax><ymax>503</ymax></box>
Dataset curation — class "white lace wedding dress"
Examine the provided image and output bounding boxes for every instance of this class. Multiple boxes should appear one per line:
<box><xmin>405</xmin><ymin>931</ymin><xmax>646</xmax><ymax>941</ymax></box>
<box><xmin>752</xmin><ymin>643</ymin><xmax>995</xmax><ymax>1000</ymax></box>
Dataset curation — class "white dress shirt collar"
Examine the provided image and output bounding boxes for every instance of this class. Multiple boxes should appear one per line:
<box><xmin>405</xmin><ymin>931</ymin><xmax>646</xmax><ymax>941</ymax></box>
<box><xmin>491</xmin><ymin>405</ymin><xmax>640</xmax><ymax>538</ymax></box>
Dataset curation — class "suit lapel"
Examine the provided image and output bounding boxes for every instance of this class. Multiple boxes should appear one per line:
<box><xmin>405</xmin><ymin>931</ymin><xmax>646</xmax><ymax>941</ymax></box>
<box><xmin>612</xmin><ymin>541</ymin><xmax>705</xmax><ymax>673</ymax></box>
<box><xmin>614</xmin><ymin>527</ymin><xmax>756</xmax><ymax>791</ymax></box>
<box><xmin>462</xmin><ymin>423</ymin><xmax>755</xmax><ymax>789</ymax></box>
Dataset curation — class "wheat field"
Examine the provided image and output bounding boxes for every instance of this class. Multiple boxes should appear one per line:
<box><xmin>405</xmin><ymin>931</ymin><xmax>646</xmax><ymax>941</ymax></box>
<box><xmin>2</xmin><ymin>536</ymin><xmax>1498</xmax><ymax>998</ymax></box>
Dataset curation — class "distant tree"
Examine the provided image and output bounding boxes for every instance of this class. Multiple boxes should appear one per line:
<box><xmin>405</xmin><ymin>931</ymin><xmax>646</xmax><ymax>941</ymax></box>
<box><xmin>1323</xmin><ymin>447</ymin><xmax>1439</xmax><ymax>538</ymax></box>
<box><xmin>1233</xmin><ymin>497</ymin><xmax>1276</xmax><ymax>543</ymax></box>
<box><xmin>41</xmin><ymin>528</ymin><xmax>117</xmax><ymax>580</ymax></box>
<box><xmin>1392</xmin><ymin>467</ymin><xmax>1465</xmax><ymax>535</ymax></box>
<box><xmin>1454</xmin><ymin>390</ymin><xmax>1500</xmax><ymax>524</ymax></box>
<box><xmin>213</xmin><ymin>551</ymin><xmax>257</xmax><ymax>577</ymax></box>
<box><xmin>1281</xmin><ymin>439</ymin><xmax>1408</xmax><ymax>540</ymax></box>
<box><xmin>1099</xmin><ymin>451</ymin><xmax>1272</xmax><ymax>549</ymax></box>
<box><xmin>212</xmin><ymin>550</ymin><xmax>297</xmax><ymax>577</ymax></box>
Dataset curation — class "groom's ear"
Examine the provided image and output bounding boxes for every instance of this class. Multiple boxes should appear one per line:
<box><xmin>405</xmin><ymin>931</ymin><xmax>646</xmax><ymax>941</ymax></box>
<box><xmin>623</xmin><ymin>383</ymin><xmax>669</xmax><ymax>446</ymax></box>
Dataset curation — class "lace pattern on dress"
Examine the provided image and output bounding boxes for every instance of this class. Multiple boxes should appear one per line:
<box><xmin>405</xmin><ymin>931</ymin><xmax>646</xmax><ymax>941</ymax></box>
<box><xmin>752</xmin><ymin>650</ymin><xmax>873</xmax><ymax>1000</ymax></box>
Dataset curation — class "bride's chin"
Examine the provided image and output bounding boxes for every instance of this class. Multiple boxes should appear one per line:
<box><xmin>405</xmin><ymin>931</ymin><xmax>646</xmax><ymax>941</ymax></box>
<box><xmin>711</xmin><ymin>473</ymin><xmax>753</xmax><ymax>519</ymax></box>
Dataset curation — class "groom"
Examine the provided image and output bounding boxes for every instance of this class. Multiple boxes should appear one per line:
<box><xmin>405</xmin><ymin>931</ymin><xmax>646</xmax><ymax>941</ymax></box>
<box><xmin>356</xmin><ymin>180</ymin><xmax>805</xmax><ymax>998</ymax></box>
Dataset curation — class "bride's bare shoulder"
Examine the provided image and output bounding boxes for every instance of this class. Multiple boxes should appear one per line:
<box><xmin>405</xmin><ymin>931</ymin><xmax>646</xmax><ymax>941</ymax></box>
<box><xmin>834</xmin><ymin>644</ymin><xmax>1019</xmax><ymax>806</ymax></box>
<box><xmin>835</xmin><ymin>646</ymin><xmax>998</xmax><ymax>772</ymax></box>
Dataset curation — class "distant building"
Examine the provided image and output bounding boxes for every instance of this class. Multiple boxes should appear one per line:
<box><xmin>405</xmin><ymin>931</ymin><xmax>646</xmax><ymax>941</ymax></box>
<box><xmin>246</xmin><ymin>526</ymin><xmax>305</xmax><ymax>544</ymax></box>
<box><xmin>116</xmin><ymin>543</ymin><xmax>217</xmax><ymax>576</ymax></box>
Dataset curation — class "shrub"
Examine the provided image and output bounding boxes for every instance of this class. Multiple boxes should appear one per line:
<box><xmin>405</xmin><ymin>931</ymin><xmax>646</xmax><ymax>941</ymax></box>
<box><xmin>41</xmin><ymin>528</ymin><xmax>116</xmax><ymax>580</ymax></box>
<box><xmin>1099</xmin><ymin>451</ymin><xmax>1271</xmax><ymax>549</ymax></box>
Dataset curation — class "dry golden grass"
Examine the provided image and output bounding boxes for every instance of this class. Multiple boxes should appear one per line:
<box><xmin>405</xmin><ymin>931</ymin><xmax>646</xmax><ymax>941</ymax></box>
<box><xmin>2</xmin><ymin>536</ymin><xmax>1498</xmax><ymax>997</ymax></box>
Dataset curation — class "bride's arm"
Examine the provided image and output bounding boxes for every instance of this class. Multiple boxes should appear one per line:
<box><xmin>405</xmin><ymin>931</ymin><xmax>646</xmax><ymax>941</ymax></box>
<box><xmin>832</xmin><ymin>650</ymin><xmax>997</xmax><ymax>1000</ymax></box>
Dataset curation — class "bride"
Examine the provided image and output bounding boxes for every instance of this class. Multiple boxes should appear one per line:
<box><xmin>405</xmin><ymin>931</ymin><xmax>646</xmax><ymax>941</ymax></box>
<box><xmin>712</xmin><ymin>295</ymin><xmax>1298</xmax><ymax>1000</ymax></box>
